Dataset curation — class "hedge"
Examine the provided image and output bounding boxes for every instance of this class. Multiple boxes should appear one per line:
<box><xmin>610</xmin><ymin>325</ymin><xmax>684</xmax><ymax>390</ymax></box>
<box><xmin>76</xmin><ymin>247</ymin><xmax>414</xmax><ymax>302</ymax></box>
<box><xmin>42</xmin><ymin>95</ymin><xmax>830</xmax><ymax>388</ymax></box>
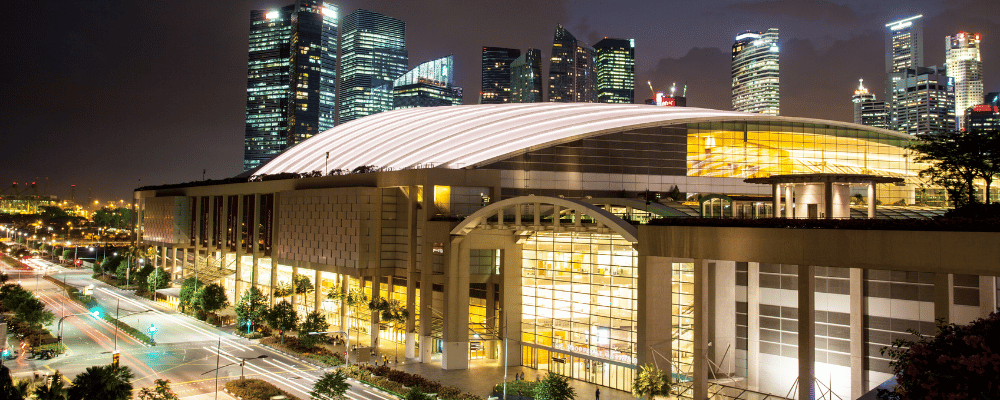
<box><xmin>342</xmin><ymin>364</ymin><xmax>484</xmax><ymax>400</ymax></box>
<box><xmin>224</xmin><ymin>378</ymin><xmax>300</xmax><ymax>400</ymax></box>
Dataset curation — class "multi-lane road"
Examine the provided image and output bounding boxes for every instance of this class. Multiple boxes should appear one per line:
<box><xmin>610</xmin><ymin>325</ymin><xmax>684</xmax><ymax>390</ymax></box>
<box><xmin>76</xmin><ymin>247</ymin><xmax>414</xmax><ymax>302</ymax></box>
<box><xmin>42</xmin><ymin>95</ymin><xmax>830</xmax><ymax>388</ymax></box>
<box><xmin>3</xmin><ymin>258</ymin><xmax>394</xmax><ymax>400</ymax></box>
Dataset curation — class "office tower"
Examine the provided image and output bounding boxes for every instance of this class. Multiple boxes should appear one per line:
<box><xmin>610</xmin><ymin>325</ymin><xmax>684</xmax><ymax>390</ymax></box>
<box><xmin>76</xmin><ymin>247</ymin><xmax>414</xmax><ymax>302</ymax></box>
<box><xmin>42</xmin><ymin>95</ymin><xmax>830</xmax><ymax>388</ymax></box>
<box><xmin>965</xmin><ymin>104</ymin><xmax>999</xmax><ymax>132</ymax></box>
<box><xmin>510</xmin><ymin>48</ymin><xmax>542</xmax><ymax>103</ymax></box>
<box><xmin>593</xmin><ymin>37</ymin><xmax>635</xmax><ymax>104</ymax></box>
<box><xmin>884</xmin><ymin>15</ymin><xmax>924</xmax><ymax>115</ymax></box>
<box><xmin>339</xmin><ymin>9</ymin><xmax>408</xmax><ymax>124</ymax></box>
<box><xmin>244</xmin><ymin>1</ymin><xmax>338</xmax><ymax>172</ymax></box>
<box><xmin>946</xmin><ymin>32</ymin><xmax>983</xmax><ymax>131</ymax></box>
<box><xmin>548</xmin><ymin>24</ymin><xmax>596</xmax><ymax>103</ymax></box>
<box><xmin>481</xmin><ymin>47</ymin><xmax>520</xmax><ymax>104</ymax></box>
<box><xmin>852</xmin><ymin>79</ymin><xmax>890</xmax><ymax>130</ymax></box>
<box><xmin>393</xmin><ymin>55</ymin><xmax>463</xmax><ymax>109</ymax></box>
<box><xmin>731</xmin><ymin>29</ymin><xmax>780</xmax><ymax>115</ymax></box>
<box><xmin>890</xmin><ymin>66</ymin><xmax>955</xmax><ymax>135</ymax></box>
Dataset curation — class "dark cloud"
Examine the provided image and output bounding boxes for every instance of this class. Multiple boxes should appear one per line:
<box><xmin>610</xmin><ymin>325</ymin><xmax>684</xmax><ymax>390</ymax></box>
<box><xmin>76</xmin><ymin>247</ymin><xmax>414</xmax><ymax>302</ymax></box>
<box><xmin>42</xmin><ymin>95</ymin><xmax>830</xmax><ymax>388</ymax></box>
<box><xmin>726</xmin><ymin>0</ymin><xmax>863</xmax><ymax>25</ymax></box>
<box><xmin>640</xmin><ymin>47</ymin><xmax>732</xmax><ymax>109</ymax></box>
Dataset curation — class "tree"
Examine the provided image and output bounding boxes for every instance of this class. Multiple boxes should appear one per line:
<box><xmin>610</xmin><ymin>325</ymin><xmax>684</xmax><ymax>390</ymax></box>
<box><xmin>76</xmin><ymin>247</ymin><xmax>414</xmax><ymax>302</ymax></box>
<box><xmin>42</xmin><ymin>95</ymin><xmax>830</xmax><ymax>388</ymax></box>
<box><xmin>345</xmin><ymin>288</ymin><xmax>368</xmax><ymax>349</ymax></box>
<box><xmin>272</xmin><ymin>282</ymin><xmax>293</xmax><ymax>298</ymax></box>
<box><xmin>147</xmin><ymin>267</ymin><xmax>170</xmax><ymax>290</ymax></box>
<box><xmin>234</xmin><ymin>287</ymin><xmax>269</xmax><ymax>334</ymax></box>
<box><xmin>1</xmin><ymin>364</ymin><xmax>28</xmax><ymax>400</ymax></box>
<box><xmin>911</xmin><ymin>129</ymin><xmax>991</xmax><ymax>207</ymax></box>
<box><xmin>67</xmin><ymin>365</ymin><xmax>134</xmax><ymax>400</ymax></box>
<box><xmin>194</xmin><ymin>283</ymin><xmax>229</xmax><ymax>314</ymax></box>
<box><xmin>134</xmin><ymin>264</ymin><xmax>155</xmax><ymax>288</ymax></box>
<box><xmin>178</xmin><ymin>277</ymin><xmax>203</xmax><ymax>309</ymax></box>
<box><xmin>33</xmin><ymin>371</ymin><xmax>67</xmax><ymax>400</ymax></box>
<box><xmin>632</xmin><ymin>363</ymin><xmax>671</xmax><ymax>400</ymax></box>
<box><xmin>878</xmin><ymin>311</ymin><xmax>999</xmax><ymax>400</ymax></box>
<box><xmin>265</xmin><ymin>300</ymin><xmax>298</xmax><ymax>342</ymax></box>
<box><xmin>298</xmin><ymin>311</ymin><xmax>330</xmax><ymax>347</ymax></box>
<box><xmin>136</xmin><ymin>379</ymin><xmax>179</xmax><ymax>400</ymax></box>
<box><xmin>62</xmin><ymin>249</ymin><xmax>73</xmax><ymax>260</ymax></box>
<box><xmin>369</xmin><ymin>297</ymin><xmax>409</xmax><ymax>360</ymax></box>
<box><xmin>294</xmin><ymin>273</ymin><xmax>314</xmax><ymax>295</ymax></box>
<box><xmin>534</xmin><ymin>373</ymin><xmax>575</xmax><ymax>400</ymax></box>
<box><xmin>99</xmin><ymin>256</ymin><xmax>122</xmax><ymax>278</ymax></box>
<box><xmin>310</xmin><ymin>370</ymin><xmax>350</xmax><ymax>400</ymax></box>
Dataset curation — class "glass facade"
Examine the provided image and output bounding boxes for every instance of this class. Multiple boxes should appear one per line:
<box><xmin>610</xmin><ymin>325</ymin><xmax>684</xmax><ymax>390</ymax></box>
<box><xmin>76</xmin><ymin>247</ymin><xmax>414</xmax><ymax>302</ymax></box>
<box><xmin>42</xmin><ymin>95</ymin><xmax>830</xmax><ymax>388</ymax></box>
<box><xmin>244</xmin><ymin>6</ymin><xmax>293</xmax><ymax>171</ymax></box>
<box><xmin>339</xmin><ymin>9</ymin><xmax>408</xmax><ymax>124</ymax></box>
<box><xmin>945</xmin><ymin>32</ymin><xmax>983</xmax><ymax>132</ymax></box>
<box><xmin>520</xmin><ymin>231</ymin><xmax>637</xmax><ymax>391</ymax></box>
<box><xmin>481</xmin><ymin>47</ymin><xmax>520</xmax><ymax>104</ymax></box>
<box><xmin>510</xmin><ymin>49</ymin><xmax>543</xmax><ymax>103</ymax></box>
<box><xmin>392</xmin><ymin>55</ymin><xmax>462</xmax><ymax>109</ymax></box>
<box><xmin>731</xmin><ymin>29</ymin><xmax>780</xmax><ymax>115</ymax></box>
<box><xmin>671</xmin><ymin>262</ymin><xmax>695</xmax><ymax>380</ymax></box>
<box><xmin>890</xmin><ymin>66</ymin><xmax>955</xmax><ymax>135</ymax></box>
<box><xmin>593</xmin><ymin>38</ymin><xmax>635</xmax><ymax>104</ymax></box>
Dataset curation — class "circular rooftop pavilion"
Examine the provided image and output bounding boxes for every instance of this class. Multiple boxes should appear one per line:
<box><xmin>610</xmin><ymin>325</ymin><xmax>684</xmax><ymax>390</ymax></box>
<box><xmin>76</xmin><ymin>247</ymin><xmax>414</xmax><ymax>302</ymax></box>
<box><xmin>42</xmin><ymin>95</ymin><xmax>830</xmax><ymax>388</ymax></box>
<box><xmin>254</xmin><ymin>103</ymin><xmax>909</xmax><ymax>176</ymax></box>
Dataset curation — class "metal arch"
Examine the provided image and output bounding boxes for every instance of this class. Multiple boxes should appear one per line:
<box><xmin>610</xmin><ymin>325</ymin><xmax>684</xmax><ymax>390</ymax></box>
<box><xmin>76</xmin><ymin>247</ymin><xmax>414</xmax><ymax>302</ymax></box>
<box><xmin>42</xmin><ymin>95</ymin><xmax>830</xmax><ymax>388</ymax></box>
<box><xmin>449</xmin><ymin>195</ymin><xmax>639</xmax><ymax>243</ymax></box>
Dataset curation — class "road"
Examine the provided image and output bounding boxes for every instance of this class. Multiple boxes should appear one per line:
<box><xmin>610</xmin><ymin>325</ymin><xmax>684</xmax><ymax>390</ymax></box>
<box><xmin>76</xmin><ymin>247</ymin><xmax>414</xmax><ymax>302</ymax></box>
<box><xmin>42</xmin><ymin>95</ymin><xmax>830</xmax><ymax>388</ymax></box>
<box><xmin>3</xmin><ymin>258</ymin><xmax>396</xmax><ymax>400</ymax></box>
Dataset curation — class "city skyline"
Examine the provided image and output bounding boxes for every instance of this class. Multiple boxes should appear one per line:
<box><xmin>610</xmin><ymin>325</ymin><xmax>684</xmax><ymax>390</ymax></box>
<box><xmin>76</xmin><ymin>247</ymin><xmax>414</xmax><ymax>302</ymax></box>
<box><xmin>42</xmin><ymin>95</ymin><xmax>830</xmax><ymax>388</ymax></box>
<box><xmin>6</xmin><ymin>0</ymin><xmax>998</xmax><ymax>202</ymax></box>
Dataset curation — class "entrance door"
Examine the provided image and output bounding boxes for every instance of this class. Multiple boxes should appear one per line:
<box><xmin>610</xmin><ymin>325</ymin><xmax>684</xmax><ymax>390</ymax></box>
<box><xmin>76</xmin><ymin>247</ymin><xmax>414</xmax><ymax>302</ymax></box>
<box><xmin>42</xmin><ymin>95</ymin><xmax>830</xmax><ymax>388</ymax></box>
<box><xmin>808</xmin><ymin>204</ymin><xmax>818</xmax><ymax>219</ymax></box>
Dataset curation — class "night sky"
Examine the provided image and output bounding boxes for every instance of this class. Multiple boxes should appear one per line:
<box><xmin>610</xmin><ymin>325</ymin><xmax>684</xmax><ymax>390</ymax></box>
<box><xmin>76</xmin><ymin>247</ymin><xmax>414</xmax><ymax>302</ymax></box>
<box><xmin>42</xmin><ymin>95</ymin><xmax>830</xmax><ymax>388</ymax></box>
<box><xmin>7</xmin><ymin>0</ymin><xmax>998</xmax><ymax>204</ymax></box>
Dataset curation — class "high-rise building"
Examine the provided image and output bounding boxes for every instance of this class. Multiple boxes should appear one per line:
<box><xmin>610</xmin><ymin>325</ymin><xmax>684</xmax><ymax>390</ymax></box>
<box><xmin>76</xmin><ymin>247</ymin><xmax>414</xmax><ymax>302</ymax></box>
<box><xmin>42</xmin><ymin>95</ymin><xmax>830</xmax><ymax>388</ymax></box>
<box><xmin>510</xmin><ymin>48</ymin><xmax>542</xmax><ymax>103</ymax></box>
<box><xmin>884</xmin><ymin>15</ymin><xmax>924</xmax><ymax>110</ymax></box>
<box><xmin>339</xmin><ymin>9</ymin><xmax>408</xmax><ymax>124</ymax></box>
<box><xmin>393</xmin><ymin>55</ymin><xmax>462</xmax><ymax>109</ymax></box>
<box><xmin>244</xmin><ymin>1</ymin><xmax>338</xmax><ymax>172</ymax></box>
<box><xmin>946</xmin><ymin>32</ymin><xmax>984</xmax><ymax>131</ymax></box>
<box><xmin>852</xmin><ymin>79</ymin><xmax>890</xmax><ymax>130</ymax></box>
<box><xmin>548</xmin><ymin>24</ymin><xmax>596</xmax><ymax>103</ymax></box>
<box><xmin>481</xmin><ymin>47</ymin><xmax>520</xmax><ymax>104</ymax></box>
<box><xmin>965</xmin><ymin>104</ymin><xmax>999</xmax><ymax>132</ymax></box>
<box><xmin>890</xmin><ymin>66</ymin><xmax>955</xmax><ymax>135</ymax></box>
<box><xmin>731</xmin><ymin>29</ymin><xmax>780</xmax><ymax>115</ymax></box>
<box><xmin>593</xmin><ymin>37</ymin><xmax>635</xmax><ymax>104</ymax></box>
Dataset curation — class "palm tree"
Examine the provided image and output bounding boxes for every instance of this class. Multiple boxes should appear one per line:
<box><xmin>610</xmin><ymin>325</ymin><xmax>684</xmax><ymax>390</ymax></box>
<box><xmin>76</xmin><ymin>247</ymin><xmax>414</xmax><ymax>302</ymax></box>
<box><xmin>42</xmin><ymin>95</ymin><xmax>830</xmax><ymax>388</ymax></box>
<box><xmin>33</xmin><ymin>372</ymin><xmax>67</xmax><ymax>400</ymax></box>
<box><xmin>632</xmin><ymin>363</ymin><xmax>671</xmax><ymax>400</ymax></box>
<box><xmin>67</xmin><ymin>365</ymin><xmax>133</xmax><ymax>400</ymax></box>
<box><xmin>534</xmin><ymin>373</ymin><xmax>575</xmax><ymax>400</ymax></box>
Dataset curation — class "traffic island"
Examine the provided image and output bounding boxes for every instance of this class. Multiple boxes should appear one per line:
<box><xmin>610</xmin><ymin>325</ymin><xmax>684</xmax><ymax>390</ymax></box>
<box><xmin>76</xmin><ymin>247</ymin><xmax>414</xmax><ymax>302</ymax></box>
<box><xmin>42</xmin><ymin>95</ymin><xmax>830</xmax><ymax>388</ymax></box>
<box><xmin>224</xmin><ymin>378</ymin><xmax>300</xmax><ymax>400</ymax></box>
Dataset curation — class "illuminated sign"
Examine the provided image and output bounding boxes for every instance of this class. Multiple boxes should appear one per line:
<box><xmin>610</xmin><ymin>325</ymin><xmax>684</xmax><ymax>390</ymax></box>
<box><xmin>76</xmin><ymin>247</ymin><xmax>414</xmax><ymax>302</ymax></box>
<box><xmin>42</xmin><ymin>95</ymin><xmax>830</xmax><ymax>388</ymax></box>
<box><xmin>972</xmin><ymin>105</ymin><xmax>998</xmax><ymax>113</ymax></box>
<box><xmin>654</xmin><ymin>92</ymin><xmax>676</xmax><ymax>107</ymax></box>
<box><xmin>890</xmin><ymin>21</ymin><xmax>912</xmax><ymax>30</ymax></box>
<box><xmin>265</xmin><ymin>10</ymin><xmax>279</xmax><ymax>20</ymax></box>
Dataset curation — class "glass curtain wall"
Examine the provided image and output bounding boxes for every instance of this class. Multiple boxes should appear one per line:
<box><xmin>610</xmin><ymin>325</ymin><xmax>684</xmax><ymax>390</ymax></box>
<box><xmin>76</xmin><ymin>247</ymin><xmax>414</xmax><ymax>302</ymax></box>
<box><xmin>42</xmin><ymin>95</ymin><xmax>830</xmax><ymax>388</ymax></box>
<box><xmin>521</xmin><ymin>231</ymin><xmax>637</xmax><ymax>391</ymax></box>
<box><xmin>672</xmin><ymin>262</ymin><xmax>695</xmax><ymax>381</ymax></box>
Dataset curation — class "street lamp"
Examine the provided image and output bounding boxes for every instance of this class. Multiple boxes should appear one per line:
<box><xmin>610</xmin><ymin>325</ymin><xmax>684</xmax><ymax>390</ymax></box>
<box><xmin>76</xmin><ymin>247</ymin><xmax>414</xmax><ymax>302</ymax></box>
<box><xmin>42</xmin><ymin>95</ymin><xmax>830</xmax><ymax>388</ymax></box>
<box><xmin>111</xmin><ymin>298</ymin><xmax>154</xmax><ymax>352</ymax></box>
<box><xmin>57</xmin><ymin>310</ymin><xmax>102</xmax><ymax>345</ymax></box>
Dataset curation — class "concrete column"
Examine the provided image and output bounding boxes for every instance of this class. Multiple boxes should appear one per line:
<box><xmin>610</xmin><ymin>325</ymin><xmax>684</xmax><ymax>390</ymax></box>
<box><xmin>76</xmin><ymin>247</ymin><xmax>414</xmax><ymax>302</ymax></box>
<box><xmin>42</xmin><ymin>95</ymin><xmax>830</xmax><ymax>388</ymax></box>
<box><xmin>772</xmin><ymin>184</ymin><xmax>781</xmax><ymax>217</ymax></box>
<box><xmin>314</xmin><ymin>269</ymin><xmax>322</xmax><ymax>313</ymax></box>
<box><xmin>485</xmin><ymin>275</ymin><xmax>497</xmax><ymax>359</ymax></box>
<box><xmin>747</xmin><ymin>262</ymin><xmax>760</xmax><ymax>391</ymax></box>
<box><xmin>797</xmin><ymin>265</ymin><xmax>815</xmax><ymax>400</ymax></box>
<box><xmin>981</xmin><ymin>276</ymin><xmax>997</xmax><ymax>318</ymax></box>
<box><xmin>405</xmin><ymin>273</ymin><xmax>416</xmax><ymax>359</ymax></box>
<box><xmin>712</xmin><ymin>261</ymin><xmax>736</xmax><ymax>376</ymax></box>
<box><xmin>824</xmin><ymin>181</ymin><xmax>833</xmax><ymax>219</ymax></box>
<box><xmin>291</xmin><ymin>262</ymin><xmax>298</xmax><ymax>309</ymax></box>
<box><xmin>693</xmin><ymin>259</ymin><xmax>710</xmax><ymax>400</ymax></box>
<box><xmin>501</xmin><ymin>244</ymin><xmax>523</xmax><ymax>366</ymax></box>
<box><xmin>442</xmin><ymin>236</ymin><xmax>470</xmax><ymax>370</ymax></box>
<box><xmin>369</xmin><ymin>275</ymin><xmax>381</xmax><ymax>350</ymax></box>
<box><xmin>934</xmin><ymin>273</ymin><xmax>953</xmax><ymax>324</ymax></box>
<box><xmin>405</xmin><ymin>185</ymin><xmax>418</xmax><ymax>359</ymax></box>
<box><xmin>269</xmin><ymin>257</ymin><xmax>278</xmax><ymax>307</ymax></box>
<box><xmin>867</xmin><ymin>183</ymin><xmax>876</xmax><ymax>219</ymax></box>
<box><xmin>340</xmin><ymin>274</ymin><xmax>348</xmax><ymax>334</ymax></box>
<box><xmin>234</xmin><ymin>195</ymin><xmax>244</xmax><ymax>297</ymax></box>
<box><xmin>850</xmin><ymin>268</ymin><xmax>865</xmax><ymax>399</ymax></box>
<box><xmin>637</xmin><ymin>256</ymin><xmax>672</xmax><ymax>372</ymax></box>
<box><xmin>251</xmin><ymin>194</ymin><xmax>260</xmax><ymax>292</ymax></box>
<box><xmin>785</xmin><ymin>186</ymin><xmax>794</xmax><ymax>218</ymax></box>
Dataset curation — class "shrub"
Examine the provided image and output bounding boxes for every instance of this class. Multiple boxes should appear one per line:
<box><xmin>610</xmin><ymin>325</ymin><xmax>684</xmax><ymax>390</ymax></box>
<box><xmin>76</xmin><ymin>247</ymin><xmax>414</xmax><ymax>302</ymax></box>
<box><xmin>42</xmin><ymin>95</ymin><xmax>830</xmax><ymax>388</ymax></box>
<box><xmin>206</xmin><ymin>314</ymin><xmax>219</xmax><ymax>326</ymax></box>
<box><xmin>225</xmin><ymin>378</ymin><xmax>299</xmax><ymax>400</ymax></box>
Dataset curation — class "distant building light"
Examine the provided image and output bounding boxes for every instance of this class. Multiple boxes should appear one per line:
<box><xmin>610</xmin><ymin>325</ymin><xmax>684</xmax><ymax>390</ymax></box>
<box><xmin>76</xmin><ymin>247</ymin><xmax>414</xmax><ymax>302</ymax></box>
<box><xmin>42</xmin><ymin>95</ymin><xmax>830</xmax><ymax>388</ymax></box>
<box><xmin>265</xmin><ymin>10</ymin><xmax>279</xmax><ymax>20</ymax></box>
<box><xmin>735</xmin><ymin>32</ymin><xmax>761</xmax><ymax>41</ymax></box>
<box><xmin>889</xmin><ymin>21</ymin><xmax>912</xmax><ymax>31</ymax></box>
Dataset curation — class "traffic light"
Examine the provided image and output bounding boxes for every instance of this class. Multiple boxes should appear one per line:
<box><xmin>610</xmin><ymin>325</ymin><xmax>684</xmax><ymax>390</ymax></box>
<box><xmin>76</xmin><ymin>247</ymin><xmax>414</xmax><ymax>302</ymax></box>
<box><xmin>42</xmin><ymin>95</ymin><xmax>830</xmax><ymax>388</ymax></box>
<box><xmin>147</xmin><ymin>324</ymin><xmax>157</xmax><ymax>335</ymax></box>
<box><xmin>112</xmin><ymin>350</ymin><xmax>120</xmax><ymax>368</ymax></box>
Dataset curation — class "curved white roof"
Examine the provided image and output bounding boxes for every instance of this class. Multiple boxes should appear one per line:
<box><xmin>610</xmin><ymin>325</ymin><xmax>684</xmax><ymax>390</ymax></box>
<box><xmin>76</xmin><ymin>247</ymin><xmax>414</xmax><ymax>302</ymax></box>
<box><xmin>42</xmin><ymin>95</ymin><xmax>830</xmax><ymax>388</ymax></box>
<box><xmin>255</xmin><ymin>103</ymin><xmax>909</xmax><ymax>175</ymax></box>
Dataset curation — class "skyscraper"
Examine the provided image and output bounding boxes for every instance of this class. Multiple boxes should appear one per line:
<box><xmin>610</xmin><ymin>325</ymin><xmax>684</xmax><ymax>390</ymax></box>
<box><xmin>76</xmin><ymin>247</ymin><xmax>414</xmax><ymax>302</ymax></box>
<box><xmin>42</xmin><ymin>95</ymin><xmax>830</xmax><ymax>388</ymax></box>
<box><xmin>731</xmin><ymin>29</ymin><xmax>780</xmax><ymax>115</ymax></box>
<box><xmin>393</xmin><ymin>55</ymin><xmax>462</xmax><ymax>109</ymax></box>
<box><xmin>891</xmin><ymin>66</ymin><xmax>955</xmax><ymax>135</ymax></box>
<box><xmin>548</xmin><ymin>24</ymin><xmax>596</xmax><ymax>103</ymax></box>
<box><xmin>481</xmin><ymin>47</ymin><xmax>520</xmax><ymax>104</ymax></box>
<box><xmin>244</xmin><ymin>1</ymin><xmax>338</xmax><ymax>172</ymax></box>
<box><xmin>593</xmin><ymin>37</ymin><xmax>635</xmax><ymax>104</ymax></box>
<box><xmin>339</xmin><ymin>9</ymin><xmax>408</xmax><ymax>124</ymax></box>
<box><xmin>884</xmin><ymin>15</ymin><xmax>924</xmax><ymax>113</ymax></box>
<box><xmin>853</xmin><ymin>79</ymin><xmax>890</xmax><ymax>130</ymax></box>
<box><xmin>510</xmin><ymin>48</ymin><xmax>542</xmax><ymax>103</ymax></box>
<box><xmin>946</xmin><ymin>32</ymin><xmax>984</xmax><ymax>131</ymax></box>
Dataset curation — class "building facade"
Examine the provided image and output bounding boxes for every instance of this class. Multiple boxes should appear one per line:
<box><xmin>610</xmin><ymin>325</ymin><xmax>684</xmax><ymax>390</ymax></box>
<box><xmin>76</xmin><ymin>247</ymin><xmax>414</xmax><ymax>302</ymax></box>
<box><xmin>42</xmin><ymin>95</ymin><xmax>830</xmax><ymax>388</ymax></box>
<box><xmin>731</xmin><ymin>29</ymin><xmax>780</xmax><ymax>115</ymax></box>
<box><xmin>945</xmin><ymin>32</ymin><xmax>984</xmax><ymax>131</ymax></box>
<box><xmin>339</xmin><ymin>9</ymin><xmax>408</xmax><ymax>124</ymax></box>
<box><xmin>137</xmin><ymin>104</ymin><xmax>995</xmax><ymax>400</ymax></box>
<box><xmin>549</xmin><ymin>24</ymin><xmax>596</xmax><ymax>103</ymax></box>
<box><xmin>510</xmin><ymin>49</ymin><xmax>543</xmax><ymax>103</ymax></box>
<box><xmin>393</xmin><ymin>56</ymin><xmax>462</xmax><ymax>109</ymax></box>
<box><xmin>481</xmin><ymin>47</ymin><xmax>521</xmax><ymax>104</ymax></box>
<box><xmin>890</xmin><ymin>66</ymin><xmax>955</xmax><ymax>135</ymax></box>
<box><xmin>593</xmin><ymin>38</ymin><xmax>635</xmax><ymax>104</ymax></box>
<box><xmin>884</xmin><ymin>15</ymin><xmax>924</xmax><ymax>103</ymax></box>
<box><xmin>852</xmin><ymin>79</ymin><xmax>875</xmax><ymax>125</ymax></box>
<box><xmin>852</xmin><ymin>79</ymin><xmax>890</xmax><ymax>130</ymax></box>
<box><xmin>965</xmin><ymin>104</ymin><xmax>999</xmax><ymax>132</ymax></box>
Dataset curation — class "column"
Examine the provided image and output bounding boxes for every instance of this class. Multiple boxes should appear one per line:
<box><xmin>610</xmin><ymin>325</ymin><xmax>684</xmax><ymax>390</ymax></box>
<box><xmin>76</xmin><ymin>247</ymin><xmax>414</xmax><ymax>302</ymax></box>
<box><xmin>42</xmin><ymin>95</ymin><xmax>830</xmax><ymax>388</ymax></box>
<box><xmin>485</xmin><ymin>275</ymin><xmax>497</xmax><ymax>359</ymax></box>
<box><xmin>693</xmin><ymin>259</ymin><xmax>710</xmax><ymax>400</ymax></box>
<box><xmin>772</xmin><ymin>184</ymin><xmax>781</xmax><ymax>217</ymax></box>
<box><xmin>824</xmin><ymin>181</ymin><xmax>834</xmax><ymax>219</ymax></box>
<box><xmin>251</xmin><ymin>194</ymin><xmax>261</xmax><ymax>293</ymax></box>
<box><xmin>934</xmin><ymin>273</ymin><xmax>953</xmax><ymax>324</ymax></box>
<box><xmin>785</xmin><ymin>185</ymin><xmax>794</xmax><ymax>218</ymax></box>
<box><xmin>850</xmin><ymin>268</ymin><xmax>865</xmax><ymax>399</ymax></box>
<box><xmin>501</xmin><ymin>244</ymin><xmax>523</xmax><ymax>366</ymax></box>
<box><xmin>234</xmin><ymin>195</ymin><xmax>244</xmax><ymax>297</ymax></box>
<box><xmin>314</xmin><ymin>269</ymin><xmax>322</xmax><ymax>313</ymax></box>
<box><xmin>442</xmin><ymin>236</ymin><xmax>470</xmax><ymax>370</ymax></box>
<box><xmin>637</xmin><ymin>257</ymin><xmax>672</xmax><ymax>372</ymax></box>
<box><xmin>747</xmin><ymin>262</ymin><xmax>761</xmax><ymax>391</ymax></box>
<box><xmin>797</xmin><ymin>265</ymin><xmax>815</xmax><ymax>400</ymax></box>
<box><xmin>405</xmin><ymin>185</ymin><xmax>419</xmax><ymax>359</ymax></box>
<box><xmin>981</xmin><ymin>276</ymin><xmax>997</xmax><ymax>318</ymax></box>
<box><xmin>867</xmin><ymin>183</ymin><xmax>876</xmax><ymax>219</ymax></box>
<box><xmin>405</xmin><ymin>274</ymin><xmax>416</xmax><ymax>359</ymax></box>
<box><xmin>269</xmin><ymin>257</ymin><xmax>278</xmax><ymax>307</ymax></box>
